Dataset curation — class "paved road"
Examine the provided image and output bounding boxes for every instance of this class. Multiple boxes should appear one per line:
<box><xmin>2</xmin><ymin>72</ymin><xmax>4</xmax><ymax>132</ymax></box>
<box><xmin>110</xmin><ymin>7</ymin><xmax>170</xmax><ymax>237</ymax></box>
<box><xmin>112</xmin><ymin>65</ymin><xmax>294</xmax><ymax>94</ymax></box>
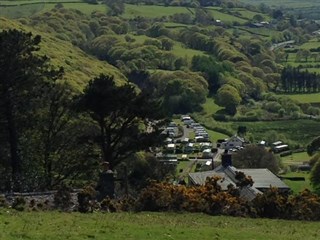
<box><xmin>177</xmin><ymin>124</ymin><xmax>193</xmax><ymax>140</ymax></box>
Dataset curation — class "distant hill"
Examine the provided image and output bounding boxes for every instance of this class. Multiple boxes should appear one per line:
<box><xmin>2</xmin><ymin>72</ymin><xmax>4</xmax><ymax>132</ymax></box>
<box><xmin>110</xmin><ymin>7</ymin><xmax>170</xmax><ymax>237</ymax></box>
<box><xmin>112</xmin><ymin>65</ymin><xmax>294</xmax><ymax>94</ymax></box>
<box><xmin>0</xmin><ymin>17</ymin><xmax>127</xmax><ymax>90</ymax></box>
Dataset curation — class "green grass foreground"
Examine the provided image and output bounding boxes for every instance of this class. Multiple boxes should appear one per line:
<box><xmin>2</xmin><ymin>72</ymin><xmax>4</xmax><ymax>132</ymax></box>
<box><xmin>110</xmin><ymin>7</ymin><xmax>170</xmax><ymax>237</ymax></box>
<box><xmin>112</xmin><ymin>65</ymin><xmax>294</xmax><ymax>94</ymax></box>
<box><xmin>1</xmin><ymin>211</ymin><xmax>320</xmax><ymax>240</ymax></box>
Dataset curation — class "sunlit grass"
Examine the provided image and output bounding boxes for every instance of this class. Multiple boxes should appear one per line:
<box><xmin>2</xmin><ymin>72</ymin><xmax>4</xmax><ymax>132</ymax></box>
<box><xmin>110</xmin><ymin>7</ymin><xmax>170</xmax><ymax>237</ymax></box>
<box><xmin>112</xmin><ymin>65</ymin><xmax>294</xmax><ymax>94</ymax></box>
<box><xmin>277</xmin><ymin>93</ymin><xmax>320</xmax><ymax>103</ymax></box>
<box><xmin>1</xmin><ymin>210</ymin><xmax>320</xmax><ymax>240</ymax></box>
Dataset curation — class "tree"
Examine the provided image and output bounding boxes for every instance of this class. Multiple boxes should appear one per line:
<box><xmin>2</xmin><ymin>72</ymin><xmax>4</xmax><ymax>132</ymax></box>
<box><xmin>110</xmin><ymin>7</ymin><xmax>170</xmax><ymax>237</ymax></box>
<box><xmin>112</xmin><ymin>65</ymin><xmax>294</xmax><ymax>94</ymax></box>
<box><xmin>22</xmin><ymin>83</ymin><xmax>99</xmax><ymax>190</ymax></box>
<box><xmin>233</xmin><ymin>145</ymin><xmax>280</xmax><ymax>174</ymax></box>
<box><xmin>76</xmin><ymin>74</ymin><xmax>164</xmax><ymax>170</ymax></box>
<box><xmin>307</xmin><ymin>136</ymin><xmax>320</xmax><ymax>156</ymax></box>
<box><xmin>0</xmin><ymin>29</ymin><xmax>62</xmax><ymax>190</ymax></box>
<box><xmin>216</xmin><ymin>84</ymin><xmax>241</xmax><ymax>115</ymax></box>
<box><xmin>310</xmin><ymin>160</ymin><xmax>320</xmax><ymax>195</ymax></box>
<box><xmin>160</xmin><ymin>37</ymin><xmax>174</xmax><ymax>51</ymax></box>
<box><xmin>252</xmin><ymin>14</ymin><xmax>264</xmax><ymax>22</ymax></box>
<box><xmin>191</xmin><ymin>55</ymin><xmax>230</xmax><ymax>94</ymax></box>
<box><xmin>272</xmin><ymin>9</ymin><xmax>283</xmax><ymax>20</ymax></box>
<box><xmin>105</xmin><ymin>0</ymin><xmax>125</xmax><ymax>16</ymax></box>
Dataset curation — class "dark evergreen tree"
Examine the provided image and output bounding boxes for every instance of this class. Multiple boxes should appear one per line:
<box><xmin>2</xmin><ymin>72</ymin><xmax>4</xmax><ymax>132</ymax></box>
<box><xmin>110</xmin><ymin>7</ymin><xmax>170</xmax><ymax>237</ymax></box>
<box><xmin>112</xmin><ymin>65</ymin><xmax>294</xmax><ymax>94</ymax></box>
<box><xmin>0</xmin><ymin>29</ymin><xmax>62</xmax><ymax>191</ymax></box>
<box><xmin>76</xmin><ymin>74</ymin><xmax>164</xmax><ymax>170</ymax></box>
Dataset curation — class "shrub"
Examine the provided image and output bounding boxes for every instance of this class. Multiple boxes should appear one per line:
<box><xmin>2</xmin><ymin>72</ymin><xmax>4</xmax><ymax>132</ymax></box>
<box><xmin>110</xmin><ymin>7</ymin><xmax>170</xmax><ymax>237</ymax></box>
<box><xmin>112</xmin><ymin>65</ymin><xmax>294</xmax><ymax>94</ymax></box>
<box><xmin>0</xmin><ymin>195</ymin><xmax>8</xmax><ymax>208</ymax></box>
<box><xmin>54</xmin><ymin>185</ymin><xmax>73</xmax><ymax>210</ymax></box>
<box><xmin>12</xmin><ymin>197</ymin><xmax>26</xmax><ymax>211</ymax></box>
<box><xmin>77</xmin><ymin>185</ymin><xmax>97</xmax><ymax>213</ymax></box>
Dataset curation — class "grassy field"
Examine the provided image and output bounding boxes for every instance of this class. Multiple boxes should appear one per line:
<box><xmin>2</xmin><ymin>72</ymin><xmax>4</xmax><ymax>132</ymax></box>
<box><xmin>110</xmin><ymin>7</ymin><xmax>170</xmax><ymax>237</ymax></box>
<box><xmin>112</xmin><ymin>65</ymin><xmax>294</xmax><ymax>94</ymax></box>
<box><xmin>123</xmin><ymin>4</ymin><xmax>190</xmax><ymax>19</ymax></box>
<box><xmin>40</xmin><ymin>2</ymin><xmax>107</xmax><ymax>15</ymax></box>
<box><xmin>230</xmin><ymin>119</ymin><xmax>320</xmax><ymax>145</ymax></box>
<box><xmin>278</xmin><ymin>93</ymin><xmax>320</xmax><ymax>104</ymax></box>
<box><xmin>0</xmin><ymin>0</ymin><xmax>87</xmax><ymax>18</ymax></box>
<box><xmin>230</xmin><ymin>8</ymin><xmax>270</xmax><ymax>20</ymax></box>
<box><xmin>202</xmin><ymin>97</ymin><xmax>223</xmax><ymax>116</ymax></box>
<box><xmin>240</xmin><ymin>0</ymin><xmax>320</xmax><ymax>8</ymax></box>
<box><xmin>206</xmin><ymin>8</ymin><xmax>247</xmax><ymax>24</ymax></box>
<box><xmin>1</xmin><ymin>210</ymin><xmax>320</xmax><ymax>240</ymax></box>
<box><xmin>281</xmin><ymin>151</ymin><xmax>311</xmax><ymax>166</ymax></box>
<box><xmin>280</xmin><ymin>172</ymin><xmax>312</xmax><ymax>194</ymax></box>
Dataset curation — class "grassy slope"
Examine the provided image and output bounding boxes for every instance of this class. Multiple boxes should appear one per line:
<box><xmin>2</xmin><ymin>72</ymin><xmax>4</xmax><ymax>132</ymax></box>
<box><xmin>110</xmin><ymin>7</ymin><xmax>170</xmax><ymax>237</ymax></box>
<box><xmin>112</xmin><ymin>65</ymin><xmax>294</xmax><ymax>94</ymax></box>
<box><xmin>230</xmin><ymin>120</ymin><xmax>320</xmax><ymax>145</ymax></box>
<box><xmin>206</xmin><ymin>7</ymin><xmax>247</xmax><ymax>24</ymax></box>
<box><xmin>130</xmin><ymin>34</ymin><xmax>205</xmax><ymax>63</ymax></box>
<box><xmin>123</xmin><ymin>4</ymin><xmax>190</xmax><ymax>19</ymax></box>
<box><xmin>281</xmin><ymin>172</ymin><xmax>312</xmax><ymax>193</ymax></box>
<box><xmin>0</xmin><ymin>17</ymin><xmax>126</xmax><ymax>90</ymax></box>
<box><xmin>0</xmin><ymin>1</ymin><xmax>106</xmax><ymax>19</ymax></box>
<box><xmin>240</xmin><ymin>0</ymin><xmax>320</xmax><ymax>8</ymax></box>
<box><xmin>40</xmin><ymin>2</ymin><xmax>107</xmax><ymax>15</ymax></box>
<box><xmin>277</xmin><ymin>93</ymin><xmax>320</xmax><ymax>104</ymax></box>
<box><xmin>1</xmin><ymin>211</ymin><xmax>320</xmax><ymax>240</ymax></box>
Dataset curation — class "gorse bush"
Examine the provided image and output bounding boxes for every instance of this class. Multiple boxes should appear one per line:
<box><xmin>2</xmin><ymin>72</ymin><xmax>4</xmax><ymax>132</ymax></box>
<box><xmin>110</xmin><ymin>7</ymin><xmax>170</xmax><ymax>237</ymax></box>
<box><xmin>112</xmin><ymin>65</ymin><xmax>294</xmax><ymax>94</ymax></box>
<box><xmin>133</xmin><ymin>177</ymin><xmax>320</xmax><ymax>220</ymax></box>
<box><xmin>135</xmin><ymin>177</ymin><xmax>249</xmax><ymax>216</ymax></box>
<box><xmin>77</xmin><ymin>185</ymin><xmax>97</xmax><ymax>213</ymax></box>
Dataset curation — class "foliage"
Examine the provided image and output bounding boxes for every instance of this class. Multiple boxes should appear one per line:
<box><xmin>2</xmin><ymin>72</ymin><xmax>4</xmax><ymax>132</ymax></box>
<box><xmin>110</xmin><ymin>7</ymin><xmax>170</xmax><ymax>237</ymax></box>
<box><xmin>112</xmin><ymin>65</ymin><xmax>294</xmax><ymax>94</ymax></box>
<box><xmin>76</xmin><ymin>74</ymin><xmax>164</xmax><ymax>169</ymax></box>
<box><xmin>136</xmin><ymin>177</ymin><xmax>247</xmax><ymax>215</ymax></box>
<box><xmin>232</xmin><ymin>145</ymin><xmax>280</xmax><ymax>173</ymax></box>
<box><xmin>310</xmin><ymin>159</ymin><xmax>320</xmax><ymax>195</ymax></box>
<box><xmin>216</xmin><ymin>84</ymin><xmax>241</xmax><ymax>115</ymax></box>
<box><xmin>307</xmin><ymin>136</ymin><xmax>320</xmax><ymax>156</ymax></box>
<box><xmin>126</xmin><ymin>152</ymin><xmax>176</xmax><ymax>191</ymax></box>
<box><xmin>281</xmin><ymin>66</ymin><xmax>320</xmax><ymax>93</ymax></box>
<box><xmin>192</xmin><ymin>55</ymin><xmax>232</xmax><ymax>94</ymax></box>
<box><xmin>0</xmin><ymin>29</ymin><xmax>63</xmax><ymax>191</ymax></box>
<box><xmin>54</xmin><ymin>185</ymin><xmax>73</xmax><ymax>210</ymax></box>
<box><xmin>150</xmin><ymin>71</ymin><xmax>208</xmax><ymax>114</ymax></box>
<box><xmin>12</xmin><ymin>197</ymin><xmax>26</xmax><ymax>212</ymax></box>
<box><xmin>77</xmin><ymin>185</ymin><xmax>97</xmax><ymax>213</ymax></box>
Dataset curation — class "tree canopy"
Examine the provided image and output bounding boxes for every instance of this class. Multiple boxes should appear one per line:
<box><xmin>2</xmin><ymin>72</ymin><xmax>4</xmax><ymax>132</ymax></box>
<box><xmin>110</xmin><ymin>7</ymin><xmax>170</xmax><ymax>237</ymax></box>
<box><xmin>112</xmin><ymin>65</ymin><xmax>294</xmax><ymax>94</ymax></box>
<box><xmin>0</xmin><ymin>29</ymin><xmax>63</xmax><ymax>190</ymax></box>
<box><xmin>76</xmin><ymin>74</ymin><xmax>164</xmax><ymax>169</ymax></box>
<box><xmin>232</xmin><ymin>145</ymin><xmax>280</xmax><ymax>174</ymax></box>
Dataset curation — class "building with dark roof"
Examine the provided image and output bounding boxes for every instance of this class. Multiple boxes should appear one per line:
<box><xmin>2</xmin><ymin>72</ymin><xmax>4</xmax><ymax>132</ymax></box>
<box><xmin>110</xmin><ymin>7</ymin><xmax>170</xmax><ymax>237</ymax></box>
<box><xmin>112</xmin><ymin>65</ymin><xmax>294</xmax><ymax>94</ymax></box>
<box><xmin>188</xmin><ymin>153</ymin><xmax>290</xmax><ymax>201</ymax></box>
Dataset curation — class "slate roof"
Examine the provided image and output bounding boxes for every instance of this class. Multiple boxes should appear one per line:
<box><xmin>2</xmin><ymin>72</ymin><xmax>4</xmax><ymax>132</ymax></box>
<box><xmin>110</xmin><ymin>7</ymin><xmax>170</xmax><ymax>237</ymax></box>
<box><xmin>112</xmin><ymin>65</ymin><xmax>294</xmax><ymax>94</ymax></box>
<box><xmin>188</xmin><ymin>166</ymin><xmax>290</xmax><ymax>201</ymax></box>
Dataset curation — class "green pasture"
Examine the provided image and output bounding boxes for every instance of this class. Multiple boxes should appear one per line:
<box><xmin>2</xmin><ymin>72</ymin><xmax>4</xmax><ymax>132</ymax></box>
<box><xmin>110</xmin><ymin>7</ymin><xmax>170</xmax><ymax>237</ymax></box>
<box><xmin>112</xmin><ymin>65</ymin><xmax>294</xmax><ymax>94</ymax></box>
<box><xmin>280</xmin><ymin>172</ymin><xmax>312</xmax><ymax>194</ymax></box>
<box><xmin>40</xmin><ymin>2</ymin><xmax>107</xmax><ymax>15</ymax></box>
<box><xmin>129</xmin><ymin>35</ymin><xmax>205</xmax><ymax>63</ymax></box>
<box><xmin>299</xmin><ymin>39</ymin><xmax>320</xmax><ymax>49</ymax></box>
<box><xmin>230</xmin><ymin>8</ymin><xmax>271</xmax><ymax>21</ymax></box>
<box><xmin>123</xmin><ymin>4</ymin><xmax>190</xmax><ymax>19</ymax></box>
<box><xmin>230</xmin><ymin>119</ymin><xmax>320</xmax><ymax>146</ymax></box>
<box><xmin>0</xmin><ymin>0</ymin><xmax>80</xmax><ymax>5</ymax></box>
<box><xmin>206</xmin><ymin>128</ymin><xmax>228</xmax><ymax>142</ymax></box>
<box><xmin>0</xmin><ymin>3</ymin><xmax>45</xmax><ymax>18</ymax></box>
<box><xmin>202</xmin><ymin>97</ymin><xmax>223</xmax><ymax>116</ymax></box>
<box><xmin>235</xmin><ymin>26</ymin><xmax>279</xmax><ymax>38</ymax></box>
<box><xmin>206</xmin><ymin>8</ymin><xmax>247</xmax><ymax>24</ymax></box>
<box><xmin>163</xmin><ymin>22</ymin><xmax>189</xmax><ymax>28</ymax></box>
<box><xmin>240</xmin><ymin>0</ymin><xmax>320</xmax><ymax>8</ymax></box>
<box><xmin>1</xmin><ymin>210</ymin><xmax>320</xmax><ymax>240</ymax></box>
<box><xmin>278</xmin><ymin>93</ymin><xmax>320</xmax><ymax>103</ymax></box>
<box><xmin>281</xmin><ymin>151</ymin><xmax>311</xmax><ymax>166</ymax></box>
<box><xmin>0</xmin><ymin>2</ymin><xmax>106</xmax><ymax>18</ymax></box>
<box><xmin>171</xmin><ymin>42</ymin><xmax>205</xmax><ymax>61</ymax></box>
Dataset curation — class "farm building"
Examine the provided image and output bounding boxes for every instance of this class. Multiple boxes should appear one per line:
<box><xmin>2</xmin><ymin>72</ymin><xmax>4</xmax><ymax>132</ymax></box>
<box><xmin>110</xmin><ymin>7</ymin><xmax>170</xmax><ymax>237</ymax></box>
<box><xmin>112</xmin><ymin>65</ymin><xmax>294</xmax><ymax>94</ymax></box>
<box><xmin>273</xmin><ymin>144</ymin><xmax>289</xmax><ymax>153</ymax></box>
<box><xmin>188</xmin><ymin>153</ymin><xmax>290</xmax><ymax>201</ymax></box>
<box><xmin>220</xmin><ymin>135</ymin><xmax>245</xmax><ymax>150</ymax></box>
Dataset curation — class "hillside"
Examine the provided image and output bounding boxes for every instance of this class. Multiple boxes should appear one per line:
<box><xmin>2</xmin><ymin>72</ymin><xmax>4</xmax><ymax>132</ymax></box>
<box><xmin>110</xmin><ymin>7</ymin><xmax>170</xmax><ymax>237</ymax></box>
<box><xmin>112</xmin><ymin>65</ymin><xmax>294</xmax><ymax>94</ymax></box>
<box><xmin>0</xmin><ymin>17</ymin><xmax>127</xmax><ymax>90</ymax></box>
